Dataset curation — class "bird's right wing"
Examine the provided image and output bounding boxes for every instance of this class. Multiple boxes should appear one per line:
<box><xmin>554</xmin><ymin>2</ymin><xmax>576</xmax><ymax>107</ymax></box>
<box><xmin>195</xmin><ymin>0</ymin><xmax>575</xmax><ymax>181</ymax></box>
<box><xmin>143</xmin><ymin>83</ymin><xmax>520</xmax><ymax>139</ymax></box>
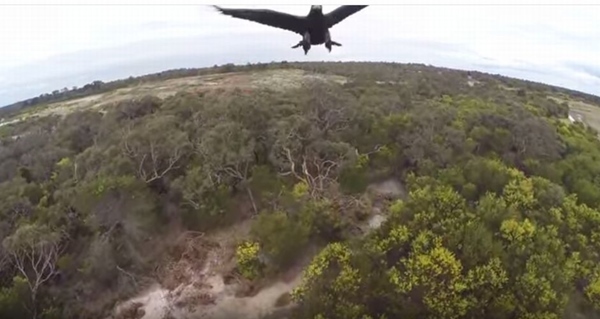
<box><xmin>213</xmin><ymin>6</ymin><xmax>306</xmax><ymax>35</ymax></box>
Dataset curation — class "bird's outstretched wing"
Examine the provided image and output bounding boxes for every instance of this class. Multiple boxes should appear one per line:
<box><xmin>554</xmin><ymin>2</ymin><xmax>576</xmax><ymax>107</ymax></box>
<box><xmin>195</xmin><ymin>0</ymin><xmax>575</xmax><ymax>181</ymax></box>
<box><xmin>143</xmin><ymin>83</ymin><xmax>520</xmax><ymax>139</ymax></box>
<box><xmin>324</xmin><ymin>5</ymin><xmax>368</xmax><ymax>28</ymax></box>
<box><xmin>213</xmin><ymin>6</ymin><xmax>306</xmax><ymax>35</ymax></box>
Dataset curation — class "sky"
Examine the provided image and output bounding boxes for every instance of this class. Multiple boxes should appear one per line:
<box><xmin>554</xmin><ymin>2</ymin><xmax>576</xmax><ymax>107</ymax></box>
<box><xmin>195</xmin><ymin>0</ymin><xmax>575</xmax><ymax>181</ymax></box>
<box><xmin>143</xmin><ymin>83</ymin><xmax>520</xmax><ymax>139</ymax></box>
<box><xmin>1</xmin><ymin>2</ymin><xmax>600</xmax><ymax>106</ymax></box>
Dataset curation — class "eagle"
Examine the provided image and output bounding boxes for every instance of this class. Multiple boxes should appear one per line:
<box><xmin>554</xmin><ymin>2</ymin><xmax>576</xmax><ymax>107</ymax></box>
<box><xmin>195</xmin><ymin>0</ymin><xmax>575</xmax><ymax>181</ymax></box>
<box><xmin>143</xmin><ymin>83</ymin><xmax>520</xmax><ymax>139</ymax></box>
<box><xmin>213</xmin><ymin>5</ymin><xmax>368</xmax><ymax>55</ymax></box>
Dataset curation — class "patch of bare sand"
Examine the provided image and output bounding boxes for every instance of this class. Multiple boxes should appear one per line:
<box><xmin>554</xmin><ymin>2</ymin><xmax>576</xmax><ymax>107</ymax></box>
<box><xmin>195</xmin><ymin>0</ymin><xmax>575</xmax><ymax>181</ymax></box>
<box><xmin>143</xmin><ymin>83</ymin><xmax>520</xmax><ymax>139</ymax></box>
<box><xmin>112</xmin><ymin>215</ymin><xmax>309</xmax><ymax>319</ymax></box>
<box><xmin>249</xmin><ymin>69</ymin><xmax>347</xmax><ymax>92</ymax></box>
<box><xmin>114</xmin><ymin>285</ymin><xmax>171</xmax><ymax>319</ymax></box>
<box><xmin>192</xmin><ymin>274</ymin><xmax>303</xmax><ymax>319</ymax></box>
<box><xmin>115</xmin><ymin>269</ymin><xmax>303</xmax><ymax>319</ymax></box>
<box><xmin>354</xmin><ymin>177</ymin><xmax>407</xmax><ymax>234</ymax></box>
<box><xmin>549</xmin><ymin>95</ymin><xmax>600</xmax><ymax>135</ymax></box>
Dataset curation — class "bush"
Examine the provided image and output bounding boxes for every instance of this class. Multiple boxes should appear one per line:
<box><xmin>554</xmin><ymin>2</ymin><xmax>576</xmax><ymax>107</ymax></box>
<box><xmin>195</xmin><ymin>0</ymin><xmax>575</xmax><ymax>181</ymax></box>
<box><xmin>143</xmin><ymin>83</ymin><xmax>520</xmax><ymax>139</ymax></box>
<box><xmin>251</xmin><ymin>210</ymin><xmax>311</xmax><ymax>270</ymax></box>
<box><xmin>235</xmin><ymin>240</ymin><xmax>263</xmax><ymax>280</ymax></box>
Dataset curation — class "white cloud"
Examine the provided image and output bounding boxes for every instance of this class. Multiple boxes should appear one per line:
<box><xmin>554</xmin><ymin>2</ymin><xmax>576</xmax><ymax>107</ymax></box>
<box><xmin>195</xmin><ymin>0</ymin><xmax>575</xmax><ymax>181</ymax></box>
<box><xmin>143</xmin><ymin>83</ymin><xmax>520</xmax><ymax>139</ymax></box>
<box><xmin>0</xmin><ymin>3</ymin><xmax>599</xmax><ymax>105</ymax></box>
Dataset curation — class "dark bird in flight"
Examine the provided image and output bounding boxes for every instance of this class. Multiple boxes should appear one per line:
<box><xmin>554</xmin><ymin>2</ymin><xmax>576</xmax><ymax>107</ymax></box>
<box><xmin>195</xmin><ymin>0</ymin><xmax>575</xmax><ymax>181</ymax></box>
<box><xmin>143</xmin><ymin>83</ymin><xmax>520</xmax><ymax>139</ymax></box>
<box><xmin>213</xmin><ymin>5</ymin><xmax>368</xmax><ymax>55</ymax></box>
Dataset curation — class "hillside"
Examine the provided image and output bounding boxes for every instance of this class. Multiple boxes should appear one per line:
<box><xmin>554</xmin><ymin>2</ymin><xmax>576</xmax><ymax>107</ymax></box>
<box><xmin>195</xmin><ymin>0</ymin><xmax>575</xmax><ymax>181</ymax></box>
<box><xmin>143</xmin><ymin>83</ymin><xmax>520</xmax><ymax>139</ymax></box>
<box><xmin>1</xmin><ymin>61</ymin><xmax>600</xmax><ymax>319</ymax></box>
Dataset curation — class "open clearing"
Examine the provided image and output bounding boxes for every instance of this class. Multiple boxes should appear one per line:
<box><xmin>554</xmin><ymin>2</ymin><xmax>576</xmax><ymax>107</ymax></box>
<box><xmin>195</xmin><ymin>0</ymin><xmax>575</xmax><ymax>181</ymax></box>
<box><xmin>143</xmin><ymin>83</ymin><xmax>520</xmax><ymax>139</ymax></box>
<box><xmin>111</xmin><ymin>177</ymin><xmax>405</xmax><ymax>319</ymax></box>
<box><xmin>497</xmin><ymin>88</ymin><xmax>600</xmax><ymax>134</ymax></box>
<box><xmin>549</xmin><ymin>95</ymin><xmax>600</xmax><ymax>133</ymax></box>
<box><xmin>565</xmin><ymin>100</ymin><xmax>600</xmax><ymax>132</ymax></box>
<box><xmin>10</xmin><ymin>69</ymin><xmax>348</xmax><ymax>122</ymax></box>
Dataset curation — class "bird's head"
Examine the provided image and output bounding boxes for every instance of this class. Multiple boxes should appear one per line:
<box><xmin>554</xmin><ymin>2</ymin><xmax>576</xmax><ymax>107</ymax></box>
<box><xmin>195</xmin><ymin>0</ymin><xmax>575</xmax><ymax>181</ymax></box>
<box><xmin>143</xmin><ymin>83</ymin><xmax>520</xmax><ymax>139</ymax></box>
<box><xmin>311</xmin><ymin>5</ymin><xmax>323</xmax><ymax>12</ymax></box>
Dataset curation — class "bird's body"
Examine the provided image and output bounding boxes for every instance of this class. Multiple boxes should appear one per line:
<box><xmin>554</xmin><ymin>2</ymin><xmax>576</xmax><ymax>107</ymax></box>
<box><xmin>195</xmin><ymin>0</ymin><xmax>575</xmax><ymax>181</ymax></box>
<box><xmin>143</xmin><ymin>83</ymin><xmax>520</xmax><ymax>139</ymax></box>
<box><xmin>213</xmin><ymin>5</ymin><xmax>368</xmax><ymax>55</ymax></box>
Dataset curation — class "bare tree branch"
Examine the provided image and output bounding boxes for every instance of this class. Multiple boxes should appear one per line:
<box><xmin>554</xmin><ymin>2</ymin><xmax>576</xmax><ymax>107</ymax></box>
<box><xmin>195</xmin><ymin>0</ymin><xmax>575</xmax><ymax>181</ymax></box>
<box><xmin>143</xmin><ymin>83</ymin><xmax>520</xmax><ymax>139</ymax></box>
<box><xmin>3</xmin><ymin>225</ymin><xmax>64</xmax><ymax>319</ymax></box>
<box><xmin>120</xmin><ymin>121</ymin><xmax>187</xmax><ymax>183</ymax></box>
<box><xmin>117</xmin><ymin>265</ymin><xmax>139</xmax><ymax>288</ymax></box>
<box><xmin>279</xmin><ymin>146</ymin><xmax>350</xmax><ymax>199</ymax></box>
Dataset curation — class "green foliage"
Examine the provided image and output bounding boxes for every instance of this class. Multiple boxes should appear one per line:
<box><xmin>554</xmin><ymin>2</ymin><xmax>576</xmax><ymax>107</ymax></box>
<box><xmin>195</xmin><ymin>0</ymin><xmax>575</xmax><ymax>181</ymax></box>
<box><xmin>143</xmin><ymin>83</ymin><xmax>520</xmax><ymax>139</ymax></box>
<box><xmin>236</xmin><ymin>240</ymin><xmax>263</xmax><ymax>280</ymax></box>
<box><xmin>171</xmin><ymin>165</ymin><xmax>232</xmax><ymax>231</ymax></box>
<box><xmin>87</xmin><ymin>174</ymin><xmax>137</xmax><ymax>197</ymax></box>
<box><xmin>3</xmin><ymin>223</ymin><xmax>61</xmax><ymax>253</ymax></box>
<box><xmin>292</xmin><ymin>181</ymin><xmax>309</xmax><ymax>199</ymax></box>
<box><xmin>388</xmin><ymin>237</ymin><xmax>471</xmax><ymax>319</ymax></box>
<box><xmin>39</xmin><ymin>306</ymin><xmax>62</xmax><ymax>319</ymax></box>
<box><xmin>339</xmin><ymin>154</ymin><xmax>370</xmax><ymax>194</ymax></box>
<box><xmin>292</xmin><ymin>242</ymin><xmax>365</xmax><ymax>319</ymax></box>
<box><xmin>294</xmin><ymin>166</ymin><xmax>600</xmax><ymax>319</ymax></box>
<box><xmin>248</xmin><ymin>165</ymin><xmax>285</xmax><ymax>201</ymax></box>
<box><xmin>251</xmin><ymin>210</ymin><xmax>312</xmax><ymax>269</ymax></box>
<box><xmin>0</xmin><ymin>276</ymin><xmax>30</xmax><ymax>319</ymax></box>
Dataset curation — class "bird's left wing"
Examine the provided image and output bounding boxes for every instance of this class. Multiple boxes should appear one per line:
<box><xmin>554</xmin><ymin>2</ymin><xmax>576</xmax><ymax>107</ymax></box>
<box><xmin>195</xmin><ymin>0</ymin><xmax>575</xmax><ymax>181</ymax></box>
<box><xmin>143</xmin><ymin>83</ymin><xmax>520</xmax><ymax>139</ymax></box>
<box><xmin>324</xmin><ymin>5</ymin><xmax>368</xmax><ymax>28</ymax></box>
<box><xmin>213</xmin><ymin>6</ymin><xmax>306</xmax><ymax>35</ymax></box>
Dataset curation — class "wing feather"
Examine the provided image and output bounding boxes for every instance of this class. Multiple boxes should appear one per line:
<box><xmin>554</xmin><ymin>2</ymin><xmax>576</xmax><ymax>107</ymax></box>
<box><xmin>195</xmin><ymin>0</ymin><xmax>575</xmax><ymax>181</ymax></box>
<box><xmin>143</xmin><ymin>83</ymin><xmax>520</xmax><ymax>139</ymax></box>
<box><xmin>213</xmin><ymin>6</ymin><xmax>306</xmax><ymax>35</ymax></box>
<box><xmin>324</xmin><ymin>5</ymin><xmax>368</xmax><ymax>28</ymax></box>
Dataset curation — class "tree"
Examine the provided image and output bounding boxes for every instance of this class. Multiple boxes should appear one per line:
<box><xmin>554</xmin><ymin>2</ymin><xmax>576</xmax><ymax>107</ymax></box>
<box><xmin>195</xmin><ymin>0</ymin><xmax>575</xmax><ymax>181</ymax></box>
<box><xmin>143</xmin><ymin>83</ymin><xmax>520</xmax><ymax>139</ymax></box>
<box><xmin>171</xmin><ymin>165</ymin><xmax>232</xmax><ymax>230</ymax></box>
<box><xmin>54</xmin><ymin>110</ymin><xmax>103</xmax><ymax>153</ymax></box>
<box><xmin>388</xmin><ymin>236</ymin><xmax>472</xmax><ymax>319</ymax></box>
<box><xmin>251</xmin><ymin>210</ymin><xmax>311</xmax><ymax>269</ymax></box>
<box><xmin>292</xmin><ymin>242</ymin><xmax>365</xmax><ymax>319</ymax></box>
<box><xmin>113</xmin><ymin>95</ymin><xmax>162</xmax><ymax>122</ymax></box>
<box><xmin>299</xmin><ymin>81</ymin><xmax>356</xmax><ymax>139</ymax></box>
<box><xmin>276</xmin><ymin>140</ymin><xmax>357</xmax><ymax>199</ymax></box>
<box><xmin>121</xmin><ymin>115</ymin><xmax>190</xmax><ymax>183</ymax></box>
<box><xmin>2</xmin><ymin>224</ymin><xmax>63</xmax><ymax>319</ymax></box>
<box><xmin>192</xmin><ymin>120</ymin><xmax>258</xmax><ymax>213</ymax></box>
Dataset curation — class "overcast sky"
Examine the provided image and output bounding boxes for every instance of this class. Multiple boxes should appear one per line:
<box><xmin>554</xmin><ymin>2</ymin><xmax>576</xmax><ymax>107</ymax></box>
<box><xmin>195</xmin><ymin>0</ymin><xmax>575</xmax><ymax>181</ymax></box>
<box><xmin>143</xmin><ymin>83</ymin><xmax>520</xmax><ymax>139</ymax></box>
<box><xmin>1</xmin><ymin>4</ymin><xmax>600</xmax><ymax>106</ymax></box>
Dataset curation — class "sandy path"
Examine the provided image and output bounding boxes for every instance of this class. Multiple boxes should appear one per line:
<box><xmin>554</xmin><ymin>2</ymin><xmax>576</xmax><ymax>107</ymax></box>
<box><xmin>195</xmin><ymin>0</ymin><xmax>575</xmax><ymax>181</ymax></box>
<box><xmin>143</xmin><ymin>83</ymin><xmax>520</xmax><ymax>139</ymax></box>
<box><xmin>114</xmin><ymin>271</ymin><xmax>302</xmax><ymax>319</ymax></box>
<box><xmin>193</xmin><ymin>274</ymin><xmax>302</xmax><ymax>319</ymax></box>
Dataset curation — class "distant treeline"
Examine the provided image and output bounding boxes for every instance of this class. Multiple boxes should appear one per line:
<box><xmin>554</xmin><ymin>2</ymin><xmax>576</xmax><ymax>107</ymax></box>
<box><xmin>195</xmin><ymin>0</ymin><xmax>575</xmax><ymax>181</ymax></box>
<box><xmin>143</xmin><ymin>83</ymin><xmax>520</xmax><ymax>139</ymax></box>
<box><xmin>2</xmin><ymin>61</ymin><xmax>599</xmax><ymax>119</ymax></box>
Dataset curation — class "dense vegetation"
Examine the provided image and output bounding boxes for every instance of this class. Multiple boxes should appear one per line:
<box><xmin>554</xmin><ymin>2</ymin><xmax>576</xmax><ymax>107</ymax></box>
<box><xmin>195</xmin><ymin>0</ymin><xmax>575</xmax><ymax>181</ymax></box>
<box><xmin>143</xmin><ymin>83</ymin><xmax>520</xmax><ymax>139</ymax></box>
<box><xmin>1</xmin><ymin>61</ymin><xmax>600</xmax><ymax>319</ymax></box>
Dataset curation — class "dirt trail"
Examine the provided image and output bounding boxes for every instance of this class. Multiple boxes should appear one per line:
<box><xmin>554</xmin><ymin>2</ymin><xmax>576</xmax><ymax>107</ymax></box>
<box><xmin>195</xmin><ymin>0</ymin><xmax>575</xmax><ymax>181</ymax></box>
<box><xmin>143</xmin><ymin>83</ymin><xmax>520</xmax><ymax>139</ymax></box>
<box><xmin>112</xmin><ymin>217</ymin><xmax>303</xmax><ymax>319</ymax></box>
<box><xmin>114</xmin><ymin>266</ymin><xmax>302</xmax><ymax>319</ymax></box>
<box><xmin>192</xmin><ymin>273</ymin><xmax>302</xmax><ymax>319</ymax></box>
<box><xmin>114</xmin><ymin>285</ymin><xmax>171</xmax><ymax>319</ymax></box>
